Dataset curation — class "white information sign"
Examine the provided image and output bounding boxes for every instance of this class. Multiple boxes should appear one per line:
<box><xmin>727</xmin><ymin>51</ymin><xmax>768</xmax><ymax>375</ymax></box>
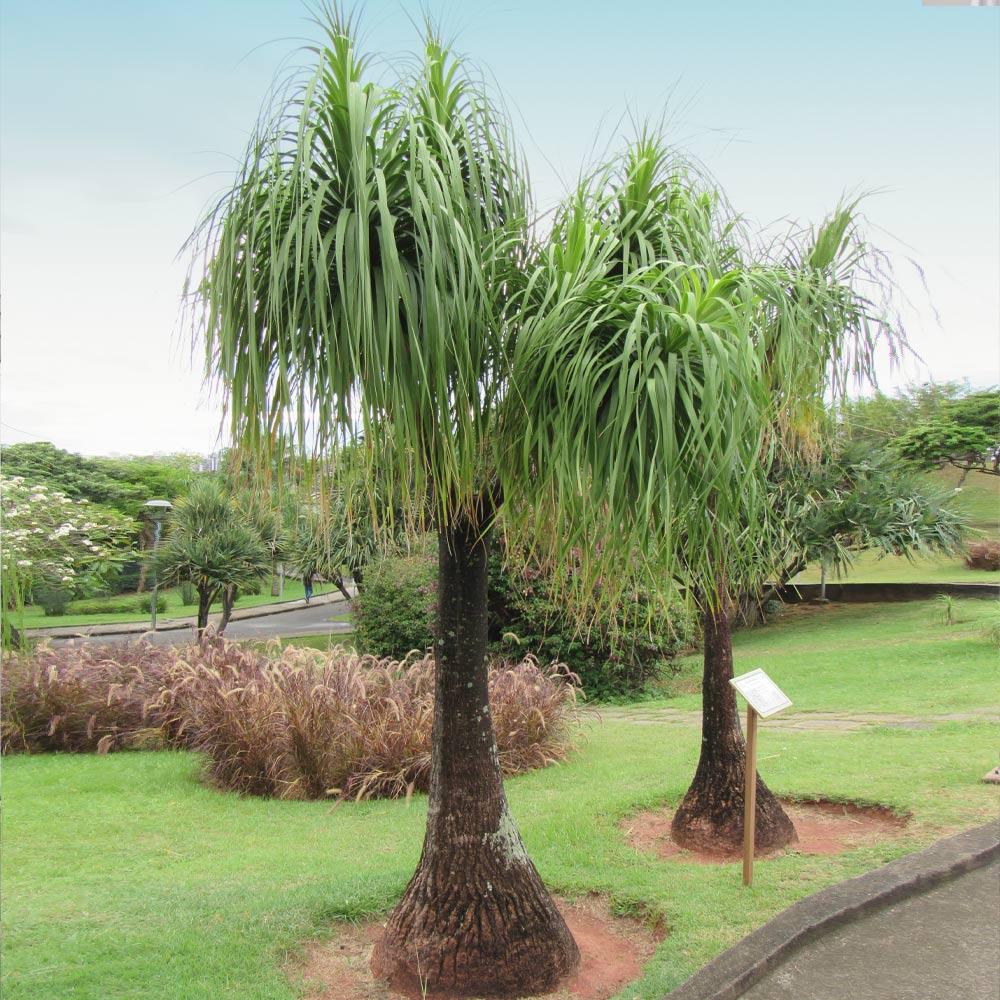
<box><xmin>730</xmin><ymin>668</ymin><xmax>791</xmax><ymax>718</ymax></box>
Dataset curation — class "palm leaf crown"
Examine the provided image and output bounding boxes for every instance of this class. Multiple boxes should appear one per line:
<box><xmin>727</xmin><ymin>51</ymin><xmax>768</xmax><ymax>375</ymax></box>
<box><xmin>191</xmin><ymin>11</ymin><xmax>899</xmax><ymax>609</ymax></box>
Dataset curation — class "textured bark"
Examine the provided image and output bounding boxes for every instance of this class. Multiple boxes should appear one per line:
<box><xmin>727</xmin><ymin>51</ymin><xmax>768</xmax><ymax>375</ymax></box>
<box><xmin>371</xmin><ymin>512</ymin><xmax>579</xmax><ymax>996</ymax></box>
<box><xmin>219</xmin><ymin>585</ymin><xmax>237</xmax><ymax>634</ymax></box>
<box><xmin>671</xmin><ymin>584</ymin><xmax>797</xmax><ymax>854</ymax></box>
<box><xmin>196</xmin><ymin>587</ymin><xmax>214</xmax><ymax>636</ymax></box>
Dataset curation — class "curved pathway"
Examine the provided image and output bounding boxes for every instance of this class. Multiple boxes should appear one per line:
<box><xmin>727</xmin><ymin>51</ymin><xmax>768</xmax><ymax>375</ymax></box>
<box><xmin>44</xmin><ymin>598</ymin><xmax>354</xmax><ymax>647</ymax></box>
<box><xmin>599</xmin><ymin>705</ymin><xmax>1000</xmax><ymax>732</ymax></box>
<box><xmin>741</xmin><ymin>860</ymin><xmax>1000</xmax><ymax>1000</ymax></box>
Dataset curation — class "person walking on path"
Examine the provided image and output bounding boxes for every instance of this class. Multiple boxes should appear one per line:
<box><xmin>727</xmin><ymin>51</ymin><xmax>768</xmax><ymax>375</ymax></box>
<box><xmin>303</xmin><ymin>574</ymin><xmax>314</xmax><ymax>606</ymax></box>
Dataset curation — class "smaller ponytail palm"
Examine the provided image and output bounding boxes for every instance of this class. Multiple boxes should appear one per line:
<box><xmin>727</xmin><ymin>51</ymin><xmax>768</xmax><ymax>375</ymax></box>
<box><xmin>153</xmin><ymin>481</ymin><xmax>270</xmax><ymax>634</ymax></box>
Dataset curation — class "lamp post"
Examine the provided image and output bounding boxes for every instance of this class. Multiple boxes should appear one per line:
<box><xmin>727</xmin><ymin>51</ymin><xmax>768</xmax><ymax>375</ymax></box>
<box><xmin>144</xmin><ymin>500</ymin><xmax>172</xmax><ymax>631</ymax></box>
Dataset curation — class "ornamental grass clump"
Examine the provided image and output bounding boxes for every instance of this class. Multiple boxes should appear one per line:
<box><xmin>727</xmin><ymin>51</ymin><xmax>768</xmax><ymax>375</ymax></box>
<box><xmin>153</xmin><ymin>642</ymin><xmax>580</xmax><ymax>801</ymax></box>
<box><xmin>2</xmin><ymin>637</ymin><xmax>581</xmax><ymax>801</ymax></box>
<box><xmin>1</xmin><ymin>640</ymin><xmax>175</xmax><ymax>753</ymax></box>
<box><xmin>965</xmin><ymin>540</ymin><xmax>1000</xmax><ymax>571</ymax></box>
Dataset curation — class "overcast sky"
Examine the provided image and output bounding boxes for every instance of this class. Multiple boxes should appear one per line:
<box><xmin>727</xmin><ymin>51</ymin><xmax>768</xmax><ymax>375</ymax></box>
<box><xmin>2</xmin><ymin>0</ymin><xmax>998</xmax><ymax>457</ymax></box>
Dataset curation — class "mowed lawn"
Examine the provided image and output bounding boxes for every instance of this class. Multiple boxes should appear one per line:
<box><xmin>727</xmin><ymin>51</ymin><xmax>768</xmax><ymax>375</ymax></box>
<box><xmin>794</xmin><ymin>468</ymin><xmax>999</xmax><ymax>585</ymax></box>
<box><xmin>4</xmin><ymin>600</ymin><xmax>998</xmax><ymax>1000</ymax></box>
<box><xmin>658</xmin><ymin>598</ymin><xmax>1000</xmax><ymax>716</ymax></box>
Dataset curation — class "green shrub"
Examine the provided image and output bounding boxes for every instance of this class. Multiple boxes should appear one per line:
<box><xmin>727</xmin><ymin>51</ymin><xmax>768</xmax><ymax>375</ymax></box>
<box><xmin>111</xmin><ymin>561</ymin><xmax>142</xmax><ymax>594</ymax></box>
<box><xmin>71</xmin><ymin>599</ymin><xmax>127</xmax><ymax>615</ymax></box>
<box><xmin>353</xmin><ymin>552</ymin><xmax>437</xmax><ymax>658</ymax></box>
<box><xmin>352</xmin><ymin>545</ymin><xmax>696</xmax><ymax>698</ymax></box>
<box><xmin>488</xmin><ymin>556</ymin><xmax>696</xmax><ymax>698</ymax></box>
<box><xmin>179</xmin><ymin>581</ymin><xmax>196</xmax><ymax>605</ymax></box>
<box><xmin>137</xmin><ymin>594</ymin><xmax>167</xmax><ymax>614</ymax></box>
<box><xmin>35</xmin><ymin>585</ymin><xmax>73</xmax><ymax>617</ymax></box>
<box><xmin>762</xmin><ymin>597</ymin><xmax>783</xmax><ymax>620</ymax></box>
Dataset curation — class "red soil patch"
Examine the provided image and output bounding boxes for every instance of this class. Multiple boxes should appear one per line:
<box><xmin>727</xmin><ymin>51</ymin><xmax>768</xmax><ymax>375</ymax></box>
<box><xmin>289</xmin><ymin>896</ymin><xmax>662</xmax><ymax>1000</ymax></box>
<box><xmin>622</xmin><ymin>799</ymin><xmax>908</xmax><ymax>864</ymax></box>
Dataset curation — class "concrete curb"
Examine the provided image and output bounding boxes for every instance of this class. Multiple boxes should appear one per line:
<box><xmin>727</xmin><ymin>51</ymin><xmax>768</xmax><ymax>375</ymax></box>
<box><xmin>665</xmin><ymin>819</ymin><xmax>1000</xmax><ymax>1000</ymax></box>
<box><xmin>778</xmin><ymin>581</ymin><xmax>999</xmax><ymax>603</ymax></box>
<box><xmin>25</xmin><ymin>588</ymin><xmax>353</xmax><ymax>640</ymax></box>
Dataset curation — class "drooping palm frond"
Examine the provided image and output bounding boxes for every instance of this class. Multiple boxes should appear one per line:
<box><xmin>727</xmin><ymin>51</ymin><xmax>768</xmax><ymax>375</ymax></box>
<box><xmin>499</xmin><ymin>137</ymin><xmax>776</xmax><ymax>603</ymax></box>
<box><xmin>191</xmin><ymin>12</ymin><xmax>902</xmax><ymax>616</ymax></box>
<box><xmin>750</xmin><ymin>200</ymin><xmax>905</xmax><ymax>455</ymax></box>
<box><xmin>192</xmin><ymin>10</ymin><xmax>529</xmax><ymax>529</ymax></box>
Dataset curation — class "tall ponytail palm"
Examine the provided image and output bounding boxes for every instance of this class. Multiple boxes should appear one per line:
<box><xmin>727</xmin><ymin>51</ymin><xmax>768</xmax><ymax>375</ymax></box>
<box><xmin>192</xmin><ymin>13</ymin><xmax>773</xmax><ymax>995</ymax></box>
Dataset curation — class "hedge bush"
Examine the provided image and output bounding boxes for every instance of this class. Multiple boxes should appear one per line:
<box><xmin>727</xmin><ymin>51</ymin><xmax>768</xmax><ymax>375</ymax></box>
<box><xmin>353</xmin><ymin>551</ymin><xmax>437</xmax><ymax>658</ymax></box>
<box><xmin>35</xmin><ymin>585</ymin><xmax>73</xmax><ymax>617</ymax></box>
<box><xmin>153</xmin><ymin>644</ymin><xmax>578</xmax><ymax>800</ymax></box>
<box><xmin>1</xmin><ymin>641</ymin><xmax>176</xmax><ymax>752</ymax></box>
<box><xmin>137</xmin><ymin>594</ymin><xmax>168</xmax><ymax>614</ymax></box>
<box><xmin>64</xmin><ymin>594</ymin><xmax>167</xmax><ymax>616</ymax></box>
<box><xmin>2</xmin><ymin>639</ymin><xmax>580</xmax><ymax>800</ymax></box>
<box><xmin>488</xmin><ymin>555</ymin><xmax>696</xmax><ymax>698</ymax></box>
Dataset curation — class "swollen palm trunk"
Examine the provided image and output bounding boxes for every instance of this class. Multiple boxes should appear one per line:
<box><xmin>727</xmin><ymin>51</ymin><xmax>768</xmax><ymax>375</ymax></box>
<box><xmin>671</xmin><ymin>586</ymin><xmax>796</xmax><ymax>854</ymax></box>
<box><xmin>371</xmin><ymin>516</ymin><xmax>579</xmax><ymax>996</ymax></box>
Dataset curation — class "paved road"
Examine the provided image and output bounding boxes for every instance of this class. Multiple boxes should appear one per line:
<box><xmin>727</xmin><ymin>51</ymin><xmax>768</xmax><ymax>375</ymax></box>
<box><xmin>50</xmin><ymin>600</ymin><xmax>354</xmax><ymax>647</ymax></box>
<box><xmin>742</xmin><ymin>860</ymin><xmax>1000</xmax><ymax>1000</ymax></box>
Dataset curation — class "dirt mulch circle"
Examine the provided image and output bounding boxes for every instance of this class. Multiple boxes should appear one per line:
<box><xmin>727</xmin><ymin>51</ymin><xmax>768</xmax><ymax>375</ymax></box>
<box><xmin>289</xmin><ymin>895</ymin><xmax>663</xmax><ymax>1000</ymax></box>
<box><xmin>622</xmin><ymin>798</ymin><xmax>909</xmax><ymax>864</ymax></box>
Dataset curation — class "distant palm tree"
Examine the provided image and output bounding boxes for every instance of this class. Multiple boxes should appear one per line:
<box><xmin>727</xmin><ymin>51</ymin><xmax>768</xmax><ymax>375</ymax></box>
<box><xmin>188</xmin><ymin>11</ymin><xmax>818</xmax><ymax>996</ymax></box>
<box><xmin>153</xmin><ymin>480</ymin><xmax>270</xmax><ymax>635</ymax></box>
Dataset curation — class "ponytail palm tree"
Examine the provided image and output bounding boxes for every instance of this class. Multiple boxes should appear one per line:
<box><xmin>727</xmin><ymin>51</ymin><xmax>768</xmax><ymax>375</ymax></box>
<box><xmin>666</xmin><ymin>197</ymin><xmax>900</xmax><ymax>852</ymax></box>
<box><xmin>192</xmin><ymin>13</ymin><xmax>775</xmax><ymax>995</ymax></box>
<box><xmin>554</xmin><ymin>140</ymin><xmax>899</xmax><ymax>854</ymax></box>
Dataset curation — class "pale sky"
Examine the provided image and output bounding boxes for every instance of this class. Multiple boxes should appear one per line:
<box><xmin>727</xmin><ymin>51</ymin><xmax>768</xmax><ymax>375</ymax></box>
<box><xmin>2</xmin><ymin>0</ymin><xmax>998</xmax><ymax>456</ymax></box>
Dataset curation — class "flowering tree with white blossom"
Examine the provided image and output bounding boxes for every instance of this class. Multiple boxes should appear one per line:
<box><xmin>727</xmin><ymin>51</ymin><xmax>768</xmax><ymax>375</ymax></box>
<box><xmin>1</xmin><ymin>475</ymin><xmax>136</xmax><ymax>615</ymax></box>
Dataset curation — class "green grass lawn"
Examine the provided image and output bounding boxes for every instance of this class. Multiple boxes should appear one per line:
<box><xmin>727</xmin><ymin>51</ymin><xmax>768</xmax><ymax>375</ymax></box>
<box><xmin>273</xmin><ymin>630</ymin><xmax>355</xmax><ymax>651</ymax></box>
<box><xmin>794</xmin><ymin>468</ymin><xmax>999</xmax><ymax>585</ymax></box>
<box><xmin>4</xmin><ymin>599</ymin><xmax>998</xmax><ymax>999</ymax></box>
<box><xmin>19</xmin><ymin>580</ymin><xmax>339</xmax><ymax>630</ymax></box>
<box><xmin>656</xmin><ymin>598</ymin><xmax>999</xmax><ymax>716</ymax></box>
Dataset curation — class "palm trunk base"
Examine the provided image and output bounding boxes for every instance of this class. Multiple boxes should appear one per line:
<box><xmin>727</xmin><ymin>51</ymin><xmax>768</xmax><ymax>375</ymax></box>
<box><xmin>371</xmin><ymin>513</ymin><xmax>579</xmax><ymax>997</ymax></box>
<box><xmin>371</xmin><ymin>856</ymin><xmax>579</xmax><ymax>997</ymax></box>
<box><xmin>674</xmin><ymin>583</ymin><xmax>797</xmax><ymax>855</ymax></box>
<box><xmin>671</xmin><ymin>770</ymin><xmax>797</xmax><ymax>855</ymax></box>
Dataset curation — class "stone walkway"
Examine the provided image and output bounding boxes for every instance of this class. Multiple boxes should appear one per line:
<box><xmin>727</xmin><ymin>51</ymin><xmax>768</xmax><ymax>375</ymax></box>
<box><xmin>597</xmin><ymin>705</ymin><xmax>1000</xmax><ymax>732</ymax></box>
<box><xmin>740</xmin><ymin>860</ymin><xmax>1000</xmax><ymax>999</ymax></box>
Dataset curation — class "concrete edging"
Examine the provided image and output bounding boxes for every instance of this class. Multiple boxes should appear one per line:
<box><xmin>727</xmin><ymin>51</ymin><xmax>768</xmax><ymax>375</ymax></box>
<box><xmin>665</xmin><ymin>819</ymin><xmax>1000</xmax><ymax>1000</ymax></box>
<box><xmin>778</xmin><ymin>581</ymin><xmax>999</xmax><ymax>603</ymax></box>
<box><xmin>25</xmin><ymin>588</ymin><xmax>353</xmax><ymax>640</ymax></box>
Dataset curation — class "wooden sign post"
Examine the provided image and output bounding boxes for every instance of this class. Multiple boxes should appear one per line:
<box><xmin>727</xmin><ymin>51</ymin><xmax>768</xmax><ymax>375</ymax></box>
<box><xmin>742</xmin><ymin>702</ymin><xmax>758</xmax><ymax>886</ymax></box>
<box><xmin>729</xmin><ymin>668</ymin><xmax>792</xmax><ymax>887</ymax></box>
